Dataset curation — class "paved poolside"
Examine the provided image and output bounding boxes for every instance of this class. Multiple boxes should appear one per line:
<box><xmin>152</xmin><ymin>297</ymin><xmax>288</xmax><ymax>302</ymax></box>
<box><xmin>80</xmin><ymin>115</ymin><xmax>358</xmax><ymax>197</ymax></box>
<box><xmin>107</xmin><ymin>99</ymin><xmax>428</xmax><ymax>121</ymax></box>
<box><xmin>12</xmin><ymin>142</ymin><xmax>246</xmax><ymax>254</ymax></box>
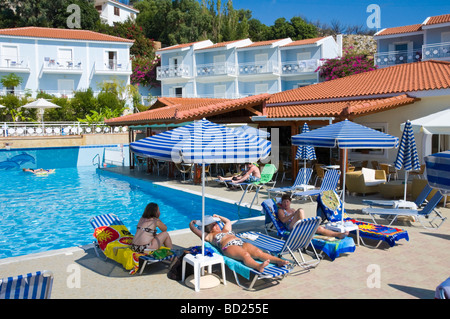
<box><xmin>1</xmin><ymin>167</ymin><xmax>449</xmax><ymax>300</ymax></box>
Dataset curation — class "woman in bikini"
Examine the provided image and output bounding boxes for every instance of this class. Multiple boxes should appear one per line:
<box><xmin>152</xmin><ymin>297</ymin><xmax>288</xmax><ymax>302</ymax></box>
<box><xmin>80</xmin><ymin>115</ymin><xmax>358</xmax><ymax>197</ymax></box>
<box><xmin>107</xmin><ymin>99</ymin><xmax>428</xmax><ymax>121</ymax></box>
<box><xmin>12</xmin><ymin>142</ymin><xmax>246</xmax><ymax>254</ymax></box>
<box><xmin>278</xmin><ymin>194</ymin><xmax>348</xmax><ymax>238</ymax></box>
<box><xmin>131</xmin><ymin>202</ymin><xmax>173</xmax><ymax>253</ymax></box>
<box><xmin>189</xmin><ymin>214</ymin><xmax>289</xmax><ymax>272</ymax></box>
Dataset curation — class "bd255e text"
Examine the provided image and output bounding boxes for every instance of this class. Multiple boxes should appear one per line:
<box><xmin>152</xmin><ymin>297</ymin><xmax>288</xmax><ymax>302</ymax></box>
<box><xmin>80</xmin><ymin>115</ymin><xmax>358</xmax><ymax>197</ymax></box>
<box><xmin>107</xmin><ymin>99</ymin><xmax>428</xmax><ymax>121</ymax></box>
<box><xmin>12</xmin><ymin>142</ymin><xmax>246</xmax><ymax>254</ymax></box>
<box><xmin>180</xmin><ymin>303</ymin><xmax>269</xmax><ymax>316</ymax></box>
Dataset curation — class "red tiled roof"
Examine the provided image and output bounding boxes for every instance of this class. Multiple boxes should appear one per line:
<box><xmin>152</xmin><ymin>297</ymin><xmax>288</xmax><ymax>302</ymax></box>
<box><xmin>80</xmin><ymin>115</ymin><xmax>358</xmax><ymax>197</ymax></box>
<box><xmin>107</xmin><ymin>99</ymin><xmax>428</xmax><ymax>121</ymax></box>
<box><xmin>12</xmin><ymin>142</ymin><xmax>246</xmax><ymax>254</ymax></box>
<box><xmin>265</xmin><ymin>95</ymin><xmax>418</xmax><ymax>118</ymax></box>
<box><xmin>106</xmin><ymin>94</ymin><xmax>271</xmax><ymax>125</ymax></box>
<box><xmin>376</xmin><ymin>24</ymin><xmax>423</xmax><ymax>36</ymax></box>
<box><xmin>268</xmin><ymin>60</ymin><xmax>450</xmax><ymax>104</ymax></box>
<box><xmin>197</xmin><ymin>39</ymin><xmax>247</xmax><ymax>51</ymax></box>
<box><xmin>425</xmin><ymin>14</ymin><xmax>450</xmax><ymax>25</ymax></box>
<box><xmin>0</xmin><ymin>27</ymin><xmax>134</xmax><ymax>43</ymax></box>
<box><xmin>157</xmin><ymin>41</ymin><xmax>206</xmax><ymax>52</ymax></box>
<box><xmin>240</xmin><ymin>38</ymin><xmax>289</xmax><ymax>48</ymax></box>
<box><xmin>281</xmin><ymin>37</ymin><xmax>327</xmax><ymax>47</ymax></box>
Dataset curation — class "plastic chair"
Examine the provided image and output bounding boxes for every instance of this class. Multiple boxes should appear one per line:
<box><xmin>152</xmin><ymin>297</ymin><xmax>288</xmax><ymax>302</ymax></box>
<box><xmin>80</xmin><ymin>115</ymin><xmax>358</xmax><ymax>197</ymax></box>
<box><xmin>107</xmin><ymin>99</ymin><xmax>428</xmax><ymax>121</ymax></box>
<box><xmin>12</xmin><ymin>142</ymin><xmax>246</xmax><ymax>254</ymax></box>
<box><xmin>0</xmin><ymin>270</ymin><xmax>53</xmax><ymax>299</ymax></box>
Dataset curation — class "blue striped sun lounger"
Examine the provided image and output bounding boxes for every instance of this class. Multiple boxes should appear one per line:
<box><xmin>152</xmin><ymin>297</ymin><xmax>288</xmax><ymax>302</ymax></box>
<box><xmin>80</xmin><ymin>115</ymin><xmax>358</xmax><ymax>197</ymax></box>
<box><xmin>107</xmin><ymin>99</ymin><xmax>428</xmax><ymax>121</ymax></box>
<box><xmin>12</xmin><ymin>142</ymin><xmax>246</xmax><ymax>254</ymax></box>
<box><xmin>237</xmin><ymin>216</ymin><xmax>322</xmax><ymax>269</ymax></box>
<box><xmin>268</xmin><ymin>167</ymin><xmax>313</xmax><ymax>198</ymax></box>
<box><xmin>292</xmin><ymin>169</ymin><xmax>341</xmax><ymax>201</ymax></box>
<box><xmin>0</xmin><ymin>270</ymin><xmax>54</xmax><ymax>299</ymax></box>
<box><xmin>205</xmin><ymin>242</ymin><xmax>292</xmax><ymax>291</ymax></box>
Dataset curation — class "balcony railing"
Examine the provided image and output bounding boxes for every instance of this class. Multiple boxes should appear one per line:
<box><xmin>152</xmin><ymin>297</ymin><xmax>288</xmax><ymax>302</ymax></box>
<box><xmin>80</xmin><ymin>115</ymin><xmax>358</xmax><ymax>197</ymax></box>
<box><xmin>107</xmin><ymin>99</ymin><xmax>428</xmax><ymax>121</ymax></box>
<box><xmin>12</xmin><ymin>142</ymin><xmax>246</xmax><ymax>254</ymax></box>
<box><xmin>238</xmin><ymin>61</ymin><xmax>280</xmax><ymax>75</ymax></box>
<box><xmin>374</xmin><ymin>49</ymin><xmax>422</xmax><ymax>67</ymax></box>
<box><xmin>156</xmin><ymin>65</ymin><xmax>190</xmax><ymax>80</ymax></box>
<box><xmin>195</xmin><ymin>62</ymin><xmax>237</xmax><ymax>77</ymax></box>
<box><xmin>0</xmin><ymin>56</ymin><xmax>30</xmax><ymax>71</ymax></box>
<box><xmin>42</xmin><ymin>58</ymin><xmax>82</xmax><ymax>71</ymax></box>
<box><xmin>93</xmin><ymin>59</ymin><xmax>131</xmax><ymax>73</ymax></box>
<box><xmin>281</xmin><ymin>59</ymin><xmax>320</xmax><ymax>75</ymax></box>
<box><xmin>1</xmin><ymin>122</ymin><xmax>128</xmax><ymax>137</ymax></box>
<box><xmin>422</xmin><ymin>42</ymin><xmax>450</xmax><ymax>60</ymax></box>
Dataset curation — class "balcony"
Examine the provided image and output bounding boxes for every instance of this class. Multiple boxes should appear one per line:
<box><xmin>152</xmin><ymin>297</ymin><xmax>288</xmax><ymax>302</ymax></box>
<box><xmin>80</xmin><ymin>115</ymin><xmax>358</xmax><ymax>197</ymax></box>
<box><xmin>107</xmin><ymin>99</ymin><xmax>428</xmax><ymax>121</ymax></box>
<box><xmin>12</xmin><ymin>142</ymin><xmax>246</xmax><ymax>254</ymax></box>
<box><xmin>422</xmin><ymin>42</ymin><xmax>450</xmax><ymax>61</ymax></box>
<box><xmin>93</xmin><ymin>59</ymin><xmax>132</xmax><ymax>76</ymax></box>
<box><xmin>195</xmin><ymin>62</ymin><xmax>237</xmax><ymax>81</ymax></box>
<box><xmin>281</xmin><ymin>59</ymin><xmax>320</xmax><ymax>75</ymax></box>
<box><xmin>41</xmin><ymin>58</ymin><xmax>83</xmax><ymax>76</ymax></box>
<box><xmin>0</xmin><ymin>56</ymin><xmax>30</xmax><ymax>73</ymax></box>
<box><xmin>238</xmin><ymin>61</ymin><xmax>280</xmax><ymax>79</ymax></box>
<box><xmin>156</xmin><ymin>65</ymin><xmax>191</xmax><ymax>81</ymax></box>
<box><xmin>374</xmin><ymin>49</ymin><xmax>422</xmax><ymax>67</ymax></box>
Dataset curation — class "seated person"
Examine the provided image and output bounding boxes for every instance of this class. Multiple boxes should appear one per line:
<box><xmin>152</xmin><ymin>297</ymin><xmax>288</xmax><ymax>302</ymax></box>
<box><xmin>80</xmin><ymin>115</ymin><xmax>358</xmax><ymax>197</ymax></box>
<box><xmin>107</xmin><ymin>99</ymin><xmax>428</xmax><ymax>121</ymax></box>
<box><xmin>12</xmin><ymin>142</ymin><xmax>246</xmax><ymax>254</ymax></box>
<box><xmin>189</xmin><ymin>214</ymin><xmax>289</xmax><ymax>273</ymax></box>
<box><xmin>131</xmin><ymin>202</ymin><xmax>173</xmax><ymax>253</ymax></box>
<box><xmin>218</xmin><ymin>162</ymin><xmax>261</xmax><ymax>184</ymax></box>
<box><xmin>23</xmin><ymin>168</ymin><xmax>55</xmax><ymax>174</ymax></box>
<box><xmin>278</xmin><ymin>194</ymin><xmax>348</xmax><ymax>239</ymax></box>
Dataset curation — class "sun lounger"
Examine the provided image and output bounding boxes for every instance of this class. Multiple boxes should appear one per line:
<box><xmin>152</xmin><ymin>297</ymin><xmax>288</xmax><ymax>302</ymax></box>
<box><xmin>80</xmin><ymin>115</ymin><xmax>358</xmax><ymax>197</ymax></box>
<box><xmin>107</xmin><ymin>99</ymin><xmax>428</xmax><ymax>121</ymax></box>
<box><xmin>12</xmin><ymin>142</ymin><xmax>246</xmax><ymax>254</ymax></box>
<box><xmin>292</xmin><ymin>169</ymin><xmax>341</xmax><ymax>201</ymax></box>
<box><xmin>268</xmin><ymin>167</ymin><xmax>313</xmax><ymax>198</ymax></box>
<box><xmin>89</xmin><ymin>213</ymin><xmax>175</xmax><ymax>275</ymax></box>
<box><xmin>362</xmin><ymin>183</ymin><xmax>432</xmax><ymax>209</ymax></box>
<box><xmin>0</xmin><ymin>270</ymin><xmax>53</xmax><ymax>299</ymax></box>
<box><xmin>261</xmin><ymin>198</ymin><xmax>356</xmax><ymax>261</ymax></box>
<box><xmin>204</xmin><ymin>242</ymin><xmax>292</xmax><ymax>291</ymax></box>
<box><xmin>362</xmin><ymin>191</ymin><xmax>446</xmax><ymax>229</ymax></box>
<box><xmin>317</xmin><ymin>190</ymin><xmax>409</xmax><ymax>248</ymax></box>
<box><xmin>237</xmin><ymin>216</ymin><xmax>322</xmax><ymax>269</ymax></box>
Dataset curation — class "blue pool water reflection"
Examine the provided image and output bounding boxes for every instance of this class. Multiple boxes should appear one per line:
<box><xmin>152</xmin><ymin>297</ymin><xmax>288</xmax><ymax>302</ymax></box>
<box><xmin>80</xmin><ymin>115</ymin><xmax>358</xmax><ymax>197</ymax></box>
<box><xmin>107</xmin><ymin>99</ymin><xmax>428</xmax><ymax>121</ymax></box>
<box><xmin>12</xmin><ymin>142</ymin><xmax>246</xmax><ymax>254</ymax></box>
<box><xmin>0</xmin><ymin>167</ymin><xmax>259</xmax><ymax>259</ymax></box>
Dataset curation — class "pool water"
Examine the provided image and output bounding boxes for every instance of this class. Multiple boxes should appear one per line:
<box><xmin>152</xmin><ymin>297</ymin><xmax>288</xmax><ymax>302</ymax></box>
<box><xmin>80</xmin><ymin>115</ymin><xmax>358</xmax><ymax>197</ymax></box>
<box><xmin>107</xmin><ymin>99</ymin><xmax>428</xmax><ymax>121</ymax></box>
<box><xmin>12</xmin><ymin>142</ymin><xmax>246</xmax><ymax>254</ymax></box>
<box><xmin>0</xmin><ymin>167</ymin><xmax>260</xmax><ymax>259</ymax></box>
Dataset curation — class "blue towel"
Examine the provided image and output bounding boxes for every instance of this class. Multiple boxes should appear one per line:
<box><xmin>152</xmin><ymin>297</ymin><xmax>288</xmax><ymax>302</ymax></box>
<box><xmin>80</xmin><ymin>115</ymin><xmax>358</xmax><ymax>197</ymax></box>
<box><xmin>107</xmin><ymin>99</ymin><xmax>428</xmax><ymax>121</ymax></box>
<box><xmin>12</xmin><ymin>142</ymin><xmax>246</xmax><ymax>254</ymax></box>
<box><xmin>205</xmin><ymin>242</ymin><xmax>252</xmax><ymax>279</ymax></box>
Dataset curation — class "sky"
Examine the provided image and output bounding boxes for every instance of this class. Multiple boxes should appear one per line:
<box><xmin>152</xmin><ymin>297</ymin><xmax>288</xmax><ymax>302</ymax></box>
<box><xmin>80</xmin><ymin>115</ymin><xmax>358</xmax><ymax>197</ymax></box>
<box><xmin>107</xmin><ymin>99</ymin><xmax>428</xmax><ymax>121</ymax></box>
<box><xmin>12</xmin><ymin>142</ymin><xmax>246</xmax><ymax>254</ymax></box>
<box><xmin>233</xmin><ymin>0</ymin><xmax>450</xmax><ymax>31</ymax></box>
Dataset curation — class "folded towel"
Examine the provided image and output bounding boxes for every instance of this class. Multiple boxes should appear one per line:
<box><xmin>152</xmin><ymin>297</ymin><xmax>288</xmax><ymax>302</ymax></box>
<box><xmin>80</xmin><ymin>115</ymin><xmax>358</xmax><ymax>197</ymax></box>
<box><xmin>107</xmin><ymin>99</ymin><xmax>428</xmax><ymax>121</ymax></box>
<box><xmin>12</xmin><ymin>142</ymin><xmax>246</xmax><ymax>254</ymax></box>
<box><xmin>240</xmin><ymin>233</ymin><xmax>259</xmax><ymax>241</ymax></box>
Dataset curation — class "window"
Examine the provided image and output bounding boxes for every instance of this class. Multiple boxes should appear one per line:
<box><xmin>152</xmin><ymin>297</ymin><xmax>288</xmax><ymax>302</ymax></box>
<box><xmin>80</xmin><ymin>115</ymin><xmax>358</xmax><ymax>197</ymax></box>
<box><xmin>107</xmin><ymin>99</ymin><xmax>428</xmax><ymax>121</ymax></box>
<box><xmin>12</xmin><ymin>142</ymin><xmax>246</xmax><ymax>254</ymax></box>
<box><xmin>58</xmin><ymin>48</ymin><xmax>73</xmax><ymax>67</ymax></box>
<box><xmin>105</xmin><ymin>51</ymin><xmax>117</xmax><ymax>69</ymax></box>
<box><xmin>255</xmin><ymin>83</ymin><xmax>268</xmax><ymax>94</ymax></box>
<box><xmin>441</xmin><ymin>31</ymin><xmax>450</xmax><ymax>43</ymax></box>
<box><xmin>172</xmin><ymin>87</ymin><xmax>183</xmax><ymax>97</ymax></box>
<box><xmin>58</xmin><ymin>79</ymin><xmax>74</xmax><ymax>96</ymax></box>
<box><xmin>349</xmin><ymin>123</ymin><xmax>388</xmax><ymax>157</ymax></box>
<box><xmin>214</xmin><ymin>85</ymin><xmax>226</xmax><ymax>98</ymax></box>
<box><xmin>2</xmin><ymin>45</ymin><xmax>18</xmax><ymax>67</ymax></box>
<box><xmin>297</xmin><ymin>52</ymin><xmax>311</xmax><ymax>61</ymax></box>
<box><xmin>114</xmin><ymin>6</ymin><xmax>120</xmax><ymax>16</ymax></box>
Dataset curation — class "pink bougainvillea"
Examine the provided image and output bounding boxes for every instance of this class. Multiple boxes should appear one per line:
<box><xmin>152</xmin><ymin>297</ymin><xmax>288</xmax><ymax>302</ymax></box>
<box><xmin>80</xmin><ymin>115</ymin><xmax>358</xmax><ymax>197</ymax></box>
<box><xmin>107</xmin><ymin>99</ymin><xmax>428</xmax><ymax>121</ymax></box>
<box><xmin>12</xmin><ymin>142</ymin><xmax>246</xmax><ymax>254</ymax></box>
<box><xmin>315</xmin><ymin>47</ymin><xmax>377</xmax><ymax>81</ymax></box>
<box><xmin>130</xmin><ymin>55</ymin><xmax>161</xmax><ymax>88</ymax></box>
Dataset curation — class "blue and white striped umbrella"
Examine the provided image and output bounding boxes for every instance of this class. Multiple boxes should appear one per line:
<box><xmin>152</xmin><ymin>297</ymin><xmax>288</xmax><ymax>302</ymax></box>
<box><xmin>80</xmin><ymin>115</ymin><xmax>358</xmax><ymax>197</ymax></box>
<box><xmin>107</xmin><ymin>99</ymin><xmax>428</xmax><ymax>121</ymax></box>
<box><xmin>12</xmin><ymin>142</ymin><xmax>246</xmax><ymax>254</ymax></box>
<box><xmin>130</xmin><ymin>118</ymin><xmax>271</xmax><ymax>258</ymax></box>
<box><xmin>292</xmin><ymin>119</ymin><xmax>399</xmax><ymax>221</ymax></box>
<box><xmin>130</xmin><ymin>118</ymin><xmax>271</xmax><ymax>164</ymax></box>
<box><xmin>395</xmin><ymin>120</ymin><xmax>420</xmax><ymax>200</ymax></box>
<box><xmin>233</xmin><ymin>125</ymin><xmax>270</xmax><ymax>139</ymax></box>
<box><xmin>295</xmin><ymin>123</ymin><xmax>317</xmax><ymax>160</ymax></box>
<box><xmin>292</xmin><ymin>119</ymin><xmax>399</xmax><ymax>149</ymax></box>
<box><xmin>425</xmin><ymin>151</ymin><xmax>450</xmax><ymax>194</ymax></box>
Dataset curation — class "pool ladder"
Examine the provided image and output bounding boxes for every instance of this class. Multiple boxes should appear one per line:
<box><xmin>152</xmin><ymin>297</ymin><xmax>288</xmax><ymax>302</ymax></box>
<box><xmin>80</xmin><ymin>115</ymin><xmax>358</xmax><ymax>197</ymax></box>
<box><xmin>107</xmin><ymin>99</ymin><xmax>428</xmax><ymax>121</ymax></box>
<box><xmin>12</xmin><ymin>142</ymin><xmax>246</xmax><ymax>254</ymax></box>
<box><xmin>92</xmin><ymin>154</ymin><xmax>101</xmax><ymax>168</ymax></box>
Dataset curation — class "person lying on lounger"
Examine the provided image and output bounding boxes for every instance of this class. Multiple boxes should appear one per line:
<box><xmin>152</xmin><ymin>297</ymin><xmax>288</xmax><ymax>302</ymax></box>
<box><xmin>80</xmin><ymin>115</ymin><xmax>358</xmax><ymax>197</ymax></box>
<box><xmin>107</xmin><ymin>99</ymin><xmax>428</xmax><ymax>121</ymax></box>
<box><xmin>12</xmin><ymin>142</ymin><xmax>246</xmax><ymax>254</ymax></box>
<box><xmin>278</xmin><ymin>194</ymin><xmax>348</xmax><ymax>239</ymax></box>
<box><xmin>217</xmin><ymin>162</ymin><xmax>261</xmax><ymax>184</ymax></box>
<box><xmin>23</xmin><ymin>168</ymin><xmax>55</xmax><ymax>174</ymax></box>
<box><xmin>131</xmin><ymin>202</ymin><xmax>173</xmax><ymax>253</ymax></box>
<box><xmin>189</xmin><ymin>214</ymin><xmax>289</xmax><ymax>272</ymax></box>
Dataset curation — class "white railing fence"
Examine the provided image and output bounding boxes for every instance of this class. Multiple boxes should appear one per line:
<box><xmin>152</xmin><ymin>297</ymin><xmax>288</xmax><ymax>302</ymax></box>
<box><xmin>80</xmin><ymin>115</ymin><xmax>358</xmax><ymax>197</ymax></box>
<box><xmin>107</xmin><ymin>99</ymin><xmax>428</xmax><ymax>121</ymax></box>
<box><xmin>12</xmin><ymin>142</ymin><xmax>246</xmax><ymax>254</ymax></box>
<box><xmin>1</xmin><ymin>122</ymin><xmax>128</xmax><ymax>137</ymax></box>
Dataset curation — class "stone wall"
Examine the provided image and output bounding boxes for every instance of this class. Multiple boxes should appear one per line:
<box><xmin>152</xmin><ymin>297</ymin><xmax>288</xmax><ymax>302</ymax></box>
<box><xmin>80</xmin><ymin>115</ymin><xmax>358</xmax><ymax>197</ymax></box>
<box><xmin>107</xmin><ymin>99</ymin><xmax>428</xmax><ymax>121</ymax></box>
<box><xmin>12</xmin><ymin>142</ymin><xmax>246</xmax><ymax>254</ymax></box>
<box><xmin>342</xmin><ymin>34</ymin><xmax>377</xmax><ymax>55</ymax></box>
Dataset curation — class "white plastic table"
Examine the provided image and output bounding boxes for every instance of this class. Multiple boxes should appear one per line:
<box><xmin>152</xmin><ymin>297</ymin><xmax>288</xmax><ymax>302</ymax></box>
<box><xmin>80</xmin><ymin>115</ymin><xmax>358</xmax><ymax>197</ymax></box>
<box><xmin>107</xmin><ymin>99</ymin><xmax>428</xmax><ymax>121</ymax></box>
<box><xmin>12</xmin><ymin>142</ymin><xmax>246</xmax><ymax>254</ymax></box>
<box><xmin>181</xmin><ymin>253</ymin><xmax>226</xmax><ymax>292</ymax></box>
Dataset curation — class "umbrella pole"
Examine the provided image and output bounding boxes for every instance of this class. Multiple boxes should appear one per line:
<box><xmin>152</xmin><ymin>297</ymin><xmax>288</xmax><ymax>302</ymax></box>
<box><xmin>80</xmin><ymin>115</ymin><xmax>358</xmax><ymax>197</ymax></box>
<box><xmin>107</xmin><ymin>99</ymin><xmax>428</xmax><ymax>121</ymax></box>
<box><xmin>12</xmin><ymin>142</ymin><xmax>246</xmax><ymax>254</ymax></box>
<box><xmin>341</xmin><ymin>149</ymin><xmax>347</xmax><ymax>223</ymax></box>
<box><xmin>303</xmin><ymin>159</ymin><xmax>306</xmax><ymax>185</ymax></box>
<box><xmin>201</xmin><ymin>163</ymin><xmax>205</xmax><ymax>258</ymax></box>
<box><xmin>404</xmin><ymin>171</ymin><xmax>408</xmax><ymax>201</ymax></box>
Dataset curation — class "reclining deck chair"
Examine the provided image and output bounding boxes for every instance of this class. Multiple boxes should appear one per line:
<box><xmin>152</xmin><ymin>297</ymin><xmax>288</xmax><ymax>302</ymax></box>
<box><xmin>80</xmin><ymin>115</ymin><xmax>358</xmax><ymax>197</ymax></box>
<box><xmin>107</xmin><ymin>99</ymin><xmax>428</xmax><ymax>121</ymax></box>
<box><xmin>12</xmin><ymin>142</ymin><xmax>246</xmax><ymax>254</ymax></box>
<box><xmin>0</xmin><ymin>270</ymin><xmax>54</xmax><ymax>299</ymax></box>
<box><xmin>261</xmin><ymin>198</ymin><xmax>356</xmax><ymax>261</ymax></box>
<box><xmin>237</xmin><ymin>215</ymin><xmax>322</xmax><ymax>269</ymax></box>
<box><xmin>362</xmin><ymin>183</ymin><xmax>432</xmax><ymax>210</ymax></box>
<box><xmin>362</xmin><ymin>191</ymin><xmax>446</xmax><ymax>229</ymax></box>
<box><xmin>204</xmin><ymin>242</ymin><xmax>292</xmax><ymax>291</ymax></box>
<box><xmin>317</xmin><ymin>190</ymin><xmax>409</xmax><ymax>248</ymax></box>
<box><xmin>292</xmin><ymin>169</ymin><xmax>341</xmax><ymax>201</ymax></box>
<box><xmin>233</xmin><ymin>164</ymin><xmax>277</xmax><ymax>217</ymax></box>
<box><xmin>268</xmin><ymin>168</ymin><xmax>313</xmax><ymax>198</ymax></box>
<box><xmin>90</xmin><ymin>213</ymin><xmax>175</xmax><ymax>275</ymax></box>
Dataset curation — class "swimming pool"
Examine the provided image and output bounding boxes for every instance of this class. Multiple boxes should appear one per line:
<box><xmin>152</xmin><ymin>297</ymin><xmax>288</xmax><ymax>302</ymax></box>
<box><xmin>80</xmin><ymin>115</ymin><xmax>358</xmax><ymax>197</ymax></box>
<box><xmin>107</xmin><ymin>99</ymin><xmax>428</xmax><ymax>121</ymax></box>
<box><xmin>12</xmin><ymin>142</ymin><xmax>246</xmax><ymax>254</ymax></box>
<box><xmin>0</xmin><ymin>166</ymin><xmax>260</xmax><ymax>259</ymax></box>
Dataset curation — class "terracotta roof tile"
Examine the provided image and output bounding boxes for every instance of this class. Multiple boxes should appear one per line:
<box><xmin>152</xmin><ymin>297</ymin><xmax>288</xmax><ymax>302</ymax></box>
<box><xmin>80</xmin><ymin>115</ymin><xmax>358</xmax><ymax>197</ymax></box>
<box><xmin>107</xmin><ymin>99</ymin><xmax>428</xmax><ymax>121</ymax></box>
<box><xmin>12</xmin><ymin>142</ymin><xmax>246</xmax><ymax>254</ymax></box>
<box><xmin>0</xmin><ymin>27</ymin><xmax>134</xmax><ymax>43</ymax></box>
<box><xmin>106</xmin><ymin>94</ymin><xmax>271</xmax><ymax>125</ymax></box>
<box><xmin>196</xmin><ymin>39</ymin><xmax>246</xmax><ymax>51</ymax></box>
<box><xmin>425</xmin><ymin>14</ymin><xmax>450</xmax><ymax>25</ymax></box>
<box><xmin>157</xmin><ymin>41</ymin><xmax>206</xmax><ymax>52</ymax></box>
<box><xmin>375</xmin><ymin>24</ymin><xmax>423</xmax><ymax>36</ymax></box>
<box><xmin>239</xmin><ymin>38</ymin><xmax>289</xmax><ymax>48</ymax></box>
<box><xmin>265</xmin><ymin>95</ymin><xmax>417</xmax><ymax>118</ymax></box>
<box><xmin>281</xmin><ymin>37</ymin><xmax>327</xmax><ymax>47</ymax></box>
<box><xmin>268</xmin><ymin>60</ymin><xmax>450</xmax><ymax>104</ymax></box>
